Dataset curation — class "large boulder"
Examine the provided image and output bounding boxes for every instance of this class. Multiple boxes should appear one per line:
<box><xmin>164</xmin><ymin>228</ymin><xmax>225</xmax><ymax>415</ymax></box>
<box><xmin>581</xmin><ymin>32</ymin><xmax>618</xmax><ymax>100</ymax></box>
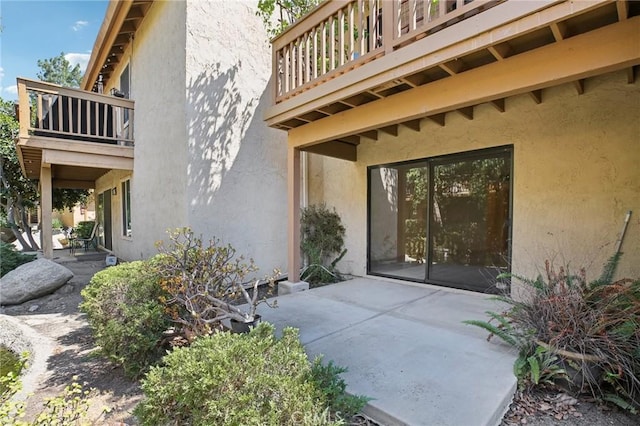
<box><xmin>0</xmin><ymin>259</ymin><xmax>73</xmax><ymax>305</ymax></box>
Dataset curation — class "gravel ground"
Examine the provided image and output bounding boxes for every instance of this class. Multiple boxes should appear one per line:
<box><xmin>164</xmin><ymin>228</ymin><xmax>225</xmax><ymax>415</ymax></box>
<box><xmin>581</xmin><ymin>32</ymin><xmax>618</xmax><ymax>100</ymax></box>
<box><xmin>1</xmin><ymin>257</ymin><xmax>637</xmax><ymax>425</ymax></box>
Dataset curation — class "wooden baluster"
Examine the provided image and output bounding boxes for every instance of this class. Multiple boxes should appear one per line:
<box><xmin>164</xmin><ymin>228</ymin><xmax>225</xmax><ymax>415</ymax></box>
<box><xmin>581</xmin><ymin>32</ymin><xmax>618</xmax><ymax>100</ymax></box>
<box><xmin>103</xmin><ymin>103</ymin><xmax>108</xmax><ymax>138</ymax></box>
<box><xmin>94</xmin><ymin>100</ymin><xmax>99</xmax><ymax>136</ymax></box>
<box><xmin>330</xmin><ymin>14</ymin><xmax>336</xmax><ymax>70</ymax></box>
<box><xmin>338</xmin><ymin>8</ymin><xmax>345</xmax><ymax>66</ymax></box>
<box><xmin>440</xmin><ymin>0</ymin><xmax>447</xmax><ymax>18</ymax></box>
<box><xmin>85</xmin><ymin>98</ymin><xmax>90</xmax><ymax>135</ymax></box>
<box><xmin>297</xmin><ymin>36</ymin><xmax>303</xmax><ymax>88</ymax></box>
<box><xmin>36</xmin><ymin>94</ymin><xmax>43</xmax><ymax>129</ymax></box>
<box><xmin>273</xmin><ymin>48</ymin><xmax>280</xmax><ymax>100</ymax></box>
<box><xmin>349</xmin><ymin>2</ymin><xmax>355</xmax><ymax>60</ymax></box>
<box><xmin>47</xmin><ymin>96</ymin><xmax>53</xmax><ymax>131</ymax></box>
<box><xmin>305</xmin><ymin>33</ymin><xmax>311</xmax><ymax>84</ymax></box>
<box><xmin>57</xmin><ymin>95</ymin><xmax>63</xmax><ymax>132</ymax></box>
<box><xmin>312</xmin><ymin>28</ymin><xmax>318</xmax><ymax>79</ymax></box>
<box><xmin>358</xmin><ymin>0</ymin><xmax>365</xmax><ymax>56</ymax></box>
<box><xmin>369</xmin><ymin>0</ymin><xmax>375</xmax><ymax>52</ymax></box>
<box><xmin>410</xmin><ymin>0</ymin><xmax>417</xmax><ymax>32</ymax></box>
<box><xmin>128</xmin><ymin>108</ymin><xmax>134</xmax><ymax>143</ymax></box>
<box><xmin>284</xmin><ymin>46</ymin><xmax>290</xmax><ymax>94</ymax></box>
<box><xmin>321</xmin><ymin>20</ymin><xmax>327</xmax><ymax>75</ymax></box>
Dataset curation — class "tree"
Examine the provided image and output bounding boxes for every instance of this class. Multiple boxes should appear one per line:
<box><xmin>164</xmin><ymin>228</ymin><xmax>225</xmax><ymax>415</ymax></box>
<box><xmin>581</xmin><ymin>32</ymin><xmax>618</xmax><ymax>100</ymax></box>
<box><xmin>0</xmin><ymin>53</ymin><xmax>89</xmax><ymax>251</ymax></box>
<box><xmin>0</xmin><ymin>98</ymin><xmax>40</xmax><ymax>250</ymax></box>
<box><xmin>36</xmin><ymin>53</ymin><xmax>83</xmax><ymax>87</ymax></box>
<box><xmin>256</xmin><ymin>0</ymin><xmax>321</xmax><ymax>37</ymax></box>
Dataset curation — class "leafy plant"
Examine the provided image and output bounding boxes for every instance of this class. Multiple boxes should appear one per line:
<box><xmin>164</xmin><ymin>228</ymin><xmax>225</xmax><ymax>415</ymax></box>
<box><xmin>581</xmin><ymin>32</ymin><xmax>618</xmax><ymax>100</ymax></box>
<box><xmin>80</xmin><ymin>260</ymin><xmax>171</xmax><ymax>378</ymax></box>
<box><xmin>51</xmin><ymin>217</ymin><xmax>64</xmax><ymax>230</ymax></box>
<box><xmin>300</xmin><ymin>204</ymin><xmax>347</xmax><ymax>285</ymax></box>
<box><xmin>154</xmin><ymin>228</ymin><xmax>278</xmax><ymax>337</ymax></box>
<box><xmin>256</xmin><ymin>0</ymin><xmax>321</xmax><ymax>37</ymax></box>
<box><xmin>0</xmin><ymin>241</ymin><xmax>36</xmax><ymax>277</ymax></box>
<box><xmin>135</xmin><ymin>323</ymin><xmax>365</xmax><ymax>425</ymax></box>
<box><xmin>465</xmin><ymin>254</ymin><xmax>640</xmax><ymax>411</ymax></box>
<box><xmin>74</xmin><ymin>221</ymin><xmax>95</xmax><ymax>239</ymax></box>
<box><xmin>310</xmin><ymin>357</ymin><xmax>370</xmax><ymax>420</ymax></box>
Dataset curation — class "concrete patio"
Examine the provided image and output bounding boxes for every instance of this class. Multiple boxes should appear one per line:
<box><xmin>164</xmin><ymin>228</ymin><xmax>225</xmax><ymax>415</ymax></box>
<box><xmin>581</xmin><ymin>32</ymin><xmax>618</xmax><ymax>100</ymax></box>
<box><xmin>261</xmin><ymin>277</ymin><xmax>517</xmax><ymax>426</ymax></box>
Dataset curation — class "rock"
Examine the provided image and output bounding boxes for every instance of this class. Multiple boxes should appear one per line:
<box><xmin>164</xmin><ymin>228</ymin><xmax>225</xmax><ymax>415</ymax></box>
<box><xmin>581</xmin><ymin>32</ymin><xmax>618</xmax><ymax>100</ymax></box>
<box><xmin>28</xmin><ymin>305</ymin><xmax>40</xmax><ymax>312</ymax></box>
<box><xmin>57</xmin><ymin>284</ymin><xmax>75</xmax><ymax>295</ymax></box>
<box><xmin>0</xmin><ymin>259</ymin><xmax>74</xmax><ymax>305</ymax></box>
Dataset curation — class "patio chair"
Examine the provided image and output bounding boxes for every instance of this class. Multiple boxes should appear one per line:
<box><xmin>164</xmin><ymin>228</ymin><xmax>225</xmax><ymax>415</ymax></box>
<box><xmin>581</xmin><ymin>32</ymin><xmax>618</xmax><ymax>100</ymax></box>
<box><xmin>75</xmin><ymin>221</ymin><xmax>98</xmax><ymax>252</ymax></box>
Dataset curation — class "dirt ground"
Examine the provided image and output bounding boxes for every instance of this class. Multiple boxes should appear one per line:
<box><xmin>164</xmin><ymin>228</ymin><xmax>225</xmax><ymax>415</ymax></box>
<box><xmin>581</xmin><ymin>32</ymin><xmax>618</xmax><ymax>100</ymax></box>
<box><xmin>1</xmin><ymin>255</ymin><xmax>638</xmax><ymax>425</ymax></box>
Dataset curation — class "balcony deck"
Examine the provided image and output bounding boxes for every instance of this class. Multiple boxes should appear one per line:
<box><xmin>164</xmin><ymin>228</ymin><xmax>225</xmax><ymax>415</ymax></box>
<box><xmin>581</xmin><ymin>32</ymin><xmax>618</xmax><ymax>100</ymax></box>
<box><xmin>16</xmin><ymin>78</ymin><xmax>134</xmax><ymax>187</ymax></box>
<box><xmin>265</xmin><ymin>0</ymin><xmax>639</xmax><ymax>158</ymax></box>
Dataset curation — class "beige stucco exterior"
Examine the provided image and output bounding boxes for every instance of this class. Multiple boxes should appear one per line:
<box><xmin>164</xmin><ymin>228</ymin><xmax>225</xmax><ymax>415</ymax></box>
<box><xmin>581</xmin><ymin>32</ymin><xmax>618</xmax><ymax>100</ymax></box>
<box><xmin>94</xmin><ymin>1</ymin><xmax>287</xmax><ymax>274</ymax></box>
<box><xmin>308</xmin><ymin>70</ymin><xmax>640</xmax><ymax>287</ymax></box>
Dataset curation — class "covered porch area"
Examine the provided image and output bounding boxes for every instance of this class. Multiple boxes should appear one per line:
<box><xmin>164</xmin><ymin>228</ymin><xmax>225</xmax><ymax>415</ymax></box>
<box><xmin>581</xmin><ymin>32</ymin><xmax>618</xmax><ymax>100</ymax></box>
<box><xmin>261</xmin><ymin>277</ymin><xmax>516</xmax><ymax>425</ymax></box>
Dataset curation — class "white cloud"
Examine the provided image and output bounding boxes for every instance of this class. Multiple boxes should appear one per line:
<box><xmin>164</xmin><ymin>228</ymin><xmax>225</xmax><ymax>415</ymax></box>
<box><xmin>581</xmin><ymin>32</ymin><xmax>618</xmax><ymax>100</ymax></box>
<box><xmin>0</xmin><ymin>67</ymin><xmax>4</xmax><ymax>80</ymax></box>
<box><xmin>4</xmin><ymin>85</ymin><xmax>18</xmax><ymax>95</ymax></box>
<box><xmin>65</xmin><ymin>53</ymin><xmax>91</xmax><ymax>73</ymax></box>
<box><xmin>72</xmin><ymin>20</ymin><xmax>89</xmax><ymax>32</ymax></box>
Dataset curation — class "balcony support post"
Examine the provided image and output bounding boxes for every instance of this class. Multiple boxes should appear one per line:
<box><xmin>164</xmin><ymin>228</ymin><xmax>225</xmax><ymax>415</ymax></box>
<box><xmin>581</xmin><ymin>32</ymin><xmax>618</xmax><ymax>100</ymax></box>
<box><xmin>40</xmin><ymin>165</ymin><xmax>53</xmax><ymax>259</ymax></box>
<box><xmin>280</xmin><ymin>145</ymin><xmax>309</xmax><ymax>295</ymax></box>
<box><xmin>382</xmin><ymin>0</ymin><xmax>396</xmax><ymax>53</ymax></box>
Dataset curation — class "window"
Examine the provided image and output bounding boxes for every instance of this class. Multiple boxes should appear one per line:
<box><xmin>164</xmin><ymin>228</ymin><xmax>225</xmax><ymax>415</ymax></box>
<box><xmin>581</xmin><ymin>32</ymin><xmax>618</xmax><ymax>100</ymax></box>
<box><xmin>121</xmin><ymin>179</ymin><xmax>132</xmax><ymax>237</ymax></box>
<box><xmin>368</xmin><ymin>146</ymin><xmax>512</xmax><ymax>293</ymax></box>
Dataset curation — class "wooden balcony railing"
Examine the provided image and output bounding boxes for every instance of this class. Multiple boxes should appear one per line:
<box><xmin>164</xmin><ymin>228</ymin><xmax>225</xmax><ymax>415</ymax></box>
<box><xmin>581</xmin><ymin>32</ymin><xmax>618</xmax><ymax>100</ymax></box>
<box><xmin>272</xmin><ymin>0</ymin><xmax>503</xmax><ymax>103</ymax></box>
<box><xmin>17</xmin><ymin>78</ymin><xmax>135</xmax><ymax>146</ymax></box>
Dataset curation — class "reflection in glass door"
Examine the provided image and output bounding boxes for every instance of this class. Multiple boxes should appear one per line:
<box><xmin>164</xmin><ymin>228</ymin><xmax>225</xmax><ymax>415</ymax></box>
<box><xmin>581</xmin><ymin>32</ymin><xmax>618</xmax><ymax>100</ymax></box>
<box><xmin>368</xmin><ymin>147</ymin><xmax>511</xmax><ymax>293</ymax></box>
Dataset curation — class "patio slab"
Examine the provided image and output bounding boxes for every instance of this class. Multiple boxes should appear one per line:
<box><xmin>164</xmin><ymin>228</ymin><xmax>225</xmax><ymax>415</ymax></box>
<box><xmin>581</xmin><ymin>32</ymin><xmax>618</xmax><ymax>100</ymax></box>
<box><xmin>260</xmin><ymin>277</ymin><xmax>517</xmax><ymax>426</ymax></box>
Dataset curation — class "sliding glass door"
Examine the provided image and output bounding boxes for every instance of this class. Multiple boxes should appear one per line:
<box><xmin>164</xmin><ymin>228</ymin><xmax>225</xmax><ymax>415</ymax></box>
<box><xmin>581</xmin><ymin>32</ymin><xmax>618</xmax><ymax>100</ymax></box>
<box><xmin>368</xmin><ymin>147</ymin><xmax>511</xmax><ymax>293</ymax></box>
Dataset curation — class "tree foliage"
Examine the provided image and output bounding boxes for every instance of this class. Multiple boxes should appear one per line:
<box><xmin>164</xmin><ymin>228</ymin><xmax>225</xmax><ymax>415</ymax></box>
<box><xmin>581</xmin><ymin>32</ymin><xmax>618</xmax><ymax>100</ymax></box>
<box><xmin>256</xmin><ymin>0</ymin><xmax>321</xmax><ymax>37</ymax></box>
<box><xmin>36</xmin><ymin>53</ymin><xmax>83</xmax><ymax>87</ymax></box>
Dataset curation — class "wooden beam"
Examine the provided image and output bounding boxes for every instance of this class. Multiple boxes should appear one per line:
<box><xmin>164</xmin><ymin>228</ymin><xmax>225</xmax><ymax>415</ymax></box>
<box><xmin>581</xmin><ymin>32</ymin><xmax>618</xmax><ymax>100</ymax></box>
<box><xmin>40</xmin><ymin>167</ymin><xmax>53</xmax><ymax>259</ymax></box>
<box><xmin>112</xmin><ymin>33</ymin><xmax>130</xmax><ymax>47</ymax></box>
<box><xmin>42</xmin><ymin>149</ymin><xmax>134</xmax><ymax>170</ymax></box>
<box><xmin>440</xmin><ymin>60</ymin><xmax>466</xmax><ymax>75</ymax></box>
<box><xmin>379</xmin><ymin>125</ymin><xmax>398</xmax><ymax>136</ymax></box>
<box><xmin>402</xmin><ymin>119</ymin><xmax>421</xmax><ymax>132</ymax></box>
<box><xmin>267</xmin><ymin>0</ymin><xmax>607</xmax><ymax>125</ymax></box>
<box><xmin>427</xmin><ymin>113</ymin><xmax>446</xmax><ymax>127</ymax></box>
<box><xmin>490</xmin><ymin>98</ymin><xmax>505</xmax><ymax>112</ymax></box>
<box><xmin>457</xmin><ymin>106</ymin><xmax>474</xmax><ymax>120</ymax></box>
<box><xmin>52</xmin><ymin>179</ymin><xmax>95</xmax><ymax>189</ymax></box>
<box><xmin>358</xmin><ymin>130</ymin><xmax>378</xmax><ymax>140</ymax></box>
<box><xmin>18</xmin><ymin>135</ymin><xmax>134</xmax><ymax>158</ymax></box>
<box><xmin>617</xmin><ymin>0</ymin><xmax>629</xmax><ymax>21</ymax></box>
<box><xmin>402</xmin><ymin>73</ymin><xmax>429</xmax><ymax>87</ymax></box>
<box><xmin>287</xmin><ymin>18</ymin><xmax>640</xmax><ymax>148</ymax></box>
<box><xmin>303</xmin><ymin>141</ymin><xmax>357</xmax><ymax>161</ymax></box>
<box><xmin>126</xmin><ymin>5</ymin><xmax>144</xmax><ymax>19</ymax></box>
<box><xmin>338</xmin><ymin>135</ymin><xmax>360</xmax><ymax>145</ymax></box>
<box><xmin>573</xmin><ymin>79</ymin><xmax>585</xmax><ymax>95</ymax></box>
<box><xmin>287</xmin><ymin>147</ymin><xmax>301</xmax><ymax>282</ymax></box>
<box><xmin>120</xmin><ymin>21</ymin><xmax>137</xmax><ymax>33</ymax></box>
<box><xmin>529</xmin><ymin>89</ymin><xmax>543</xmax><ymax>104</ymax></box>
<box><xmin>488</xmin><ymin>43</ymin><xmax>513</xmax><ymax>61</ymax></box>
<box><xmin>628</xmin><ymin>65</ymin><xmax>637</xmax><ymax>84</ymax></box>
<box><xmin>550</xmin><ymin>22</ymin><xmax>568</xmax><ymax>41</ymax></box>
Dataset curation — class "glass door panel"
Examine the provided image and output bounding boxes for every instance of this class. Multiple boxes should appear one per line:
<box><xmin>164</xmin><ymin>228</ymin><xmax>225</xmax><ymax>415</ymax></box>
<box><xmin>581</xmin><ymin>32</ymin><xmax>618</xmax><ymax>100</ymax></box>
<box><xmin>369</xmin><ymin>163</ymin><xmax>429</xmax><ymax>281</ymax></box>
<box><xmin>428</xmin><ymin>154</ymin><xmax>511</xmax><ymax>292</ymax></box>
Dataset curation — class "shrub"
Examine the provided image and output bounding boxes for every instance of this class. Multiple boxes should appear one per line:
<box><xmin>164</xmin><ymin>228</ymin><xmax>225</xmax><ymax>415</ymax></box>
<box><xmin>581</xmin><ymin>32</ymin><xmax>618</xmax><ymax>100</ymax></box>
<box><xmin>74</xmin><ymin>221</ymin><xmax>94</xmax><ymax>239</ymax></box>
<box><xmin>135</xmin><ymin>323</ymin><xmax>367</xmax><ymax>425</ymax></box>
<box><xmin>300</xmin><ymin>204</ymin><xmax>347</xmax><ymax>285</ymax></box>
<box><xmin>80</xmin><ymin>260</ymin><xmax>170</xmax><ymax>378</ymax></box>
<box><xmin>0</xmin><ymin>241</ymin><xmax>36</xmax><ymax>277</ymax></box>
<box><xmin>465</xmin><ymin>254</ymin><xmax>640</xmax><ymax>411</ymax></box>
<box><xmin>154</xmin><ymin>228</ymin><xmax>277</xmax><ymax>337</ymax></box>
<box><xmin>51</xmin><ymin>217</ymin><xmax>64</xmax><ymax>230</ymax></box>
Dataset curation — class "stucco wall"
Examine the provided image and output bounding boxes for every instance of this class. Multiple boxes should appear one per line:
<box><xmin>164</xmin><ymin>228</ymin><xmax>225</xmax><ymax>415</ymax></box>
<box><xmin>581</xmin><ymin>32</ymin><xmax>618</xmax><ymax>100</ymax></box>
<box><xmin>95</xmin><ymin>169</ymin><xmax>133</xmax><ymax>255</ymax></box>
<box><xmin>98</xmin><ymin>1</ymin><xmax>188</xmax><ymax>260</ymax></box>
<box><xmin>308</xmin><ymin>70</ymin><xmax>640</xmax><ymax>286</ymax></box>
<box><xmin>183</xmin><ymin>0</ymin><xmax>288</xmax><ymax>276</ymax></box>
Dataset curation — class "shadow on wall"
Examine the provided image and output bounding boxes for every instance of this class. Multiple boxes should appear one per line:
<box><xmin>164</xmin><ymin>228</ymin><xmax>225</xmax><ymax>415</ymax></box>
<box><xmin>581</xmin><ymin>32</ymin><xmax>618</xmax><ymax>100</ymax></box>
<box><xmin>186</xmin><ymin>62</ymin><xmax>254</xmax><ymax>206</ymax></box>
<box><xmin>184</xmin><ymin>61</ymin><xmax>287</xmax><ymax>270</ymax></box>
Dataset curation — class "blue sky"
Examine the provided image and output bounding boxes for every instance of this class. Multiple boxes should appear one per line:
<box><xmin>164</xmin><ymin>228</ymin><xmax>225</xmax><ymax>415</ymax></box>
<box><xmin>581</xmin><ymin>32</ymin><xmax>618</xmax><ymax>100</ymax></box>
<box><xmin>1</xmin><ymin>0</ymin><xmax>108</xmax><ymax>101</ymax></box>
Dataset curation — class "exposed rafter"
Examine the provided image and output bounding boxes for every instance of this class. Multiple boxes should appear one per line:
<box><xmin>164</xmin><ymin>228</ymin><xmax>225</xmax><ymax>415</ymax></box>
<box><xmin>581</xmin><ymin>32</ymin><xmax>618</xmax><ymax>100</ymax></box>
<box><xmin>617</xmin><ymin>0</ymin><xmax>629</xmax><ymax>21</ymax></box>
<box><xmin>550</xmin><ymin>22</ymin><xmax>568</xmax><ymax>41</ymax></box>
<box><xmin>457</xmin><ymin>106</ymin><xmax>474</xmax><ymax>120</ymax></box>
<box><xmin>490</xmin><ymin>99</ymin><xmax>505</xmax><ymax>113</ymax></box>
<box><xmin>488</xmin><ymin>43</ymin><xmax>513</xmax><ymax>61</ymax></box>
<box><xmin>529</xmin><ymin>89</ymin><xmax>543</xmax><ymax>104</ymax></box>
<box><xmin>573</xmin><ymin>79</ymin><xmax>585</xmax><ymax>95</ymax></box>
<box><xmin>427</xmin><ymin>114</ymin><xmax>446</xmax><ymax>127</ymax></box>
<box><xmin>379</xmin><ymin>125</ymin><xmax>398</xmax><ymax>137</ymax></box>
<box><xmin>402</xmin><ymin>119</ymin><xmax>421</xmax><ymax>132</ymax></box>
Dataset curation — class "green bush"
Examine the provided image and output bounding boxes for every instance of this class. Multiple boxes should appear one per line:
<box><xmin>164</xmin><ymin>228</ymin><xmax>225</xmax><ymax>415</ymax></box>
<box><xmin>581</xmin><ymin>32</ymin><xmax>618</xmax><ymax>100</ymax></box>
<box><xmin>74</xmin><ymin>221</ymin><xmax>95</xmax><ymax>239</ymax></box>
<box><xmin>135</xmin><ymin>323</ymin><xmax>367</xmax><ymax>425</ymax></box>
<box><xmin>80</xmin><ymin>260</ymin><xmax>170</xmax><ymax>378</ymax></box>
<box><xmin>300</xmin><ymin>204</ymin><xmax>347</xmax><ymax>285</ymax></box>
<box><xmin>0</xmin><ymin>241</ymin><xmax>36</xmax><ymax>277</ymax></box>
<box><xmin>52</xmin><ymin>217</ymin><xmax>64</xmax><ymax>230</ymax></box>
